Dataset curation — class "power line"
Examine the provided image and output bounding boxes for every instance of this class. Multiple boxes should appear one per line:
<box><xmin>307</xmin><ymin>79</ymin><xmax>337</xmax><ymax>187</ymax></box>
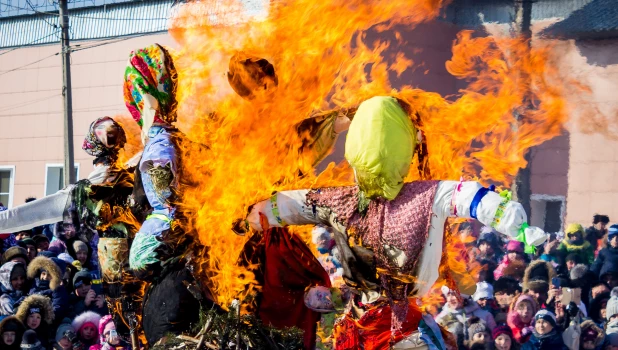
<box><xmin>0</xmin><ymin>30</ymin><xmax>61</xmax><ymax>56</ymax></box>
<box><xmin>0</xmin><ymin>52</ymin><xmax>59</xmax><ymax>76</ymax></box>
<box><xmin>0</xmin><ymin>1</ymin><xmax>170</xmax><ymax>20</ymax></box>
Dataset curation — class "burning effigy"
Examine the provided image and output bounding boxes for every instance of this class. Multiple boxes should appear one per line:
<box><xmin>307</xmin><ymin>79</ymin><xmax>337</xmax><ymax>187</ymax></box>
<box><xmin>0</xmin><ymin>0</ymin><xmax>590</xmax><ymax>348</ymax></box>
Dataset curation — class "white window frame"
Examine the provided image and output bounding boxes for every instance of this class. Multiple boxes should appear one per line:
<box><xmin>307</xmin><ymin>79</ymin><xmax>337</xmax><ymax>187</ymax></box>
<box><xmin>531</xmin><ymin>194</ymin><xmax>566</xmax><ymax>233</ymax></box>
<box><xmin>0</xmin><ymin>165</ymin><xmax>15</xmax><ymax>209</ymax></box>
<box><xmin>43</xmin><ymin>163</ymin><xmax>80</xmax><ymax>196</ymax></box>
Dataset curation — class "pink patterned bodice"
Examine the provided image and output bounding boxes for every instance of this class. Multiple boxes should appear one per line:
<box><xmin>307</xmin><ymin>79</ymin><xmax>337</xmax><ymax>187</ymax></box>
<box><xmin>306</xmin><ymin>181</ymin><xmax>439</xmax><ymax>276</ymax></box>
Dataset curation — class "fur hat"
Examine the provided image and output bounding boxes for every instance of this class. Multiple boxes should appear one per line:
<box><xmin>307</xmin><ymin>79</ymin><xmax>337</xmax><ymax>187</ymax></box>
<box><xmin>2</xmin><ymin>247</ymin><xmax>28</xmax><ymax>264</ymax></box>
<box><xmin>27</xmin><ymin>256</ymin><xmax>62</xmax><ymax>291</ymax></box>
<box><xmin>20</xmin><ymin>329</ymin><xmax>42</xmax><ymax>350</ymax></box>
<box><xmin>502</xmin><ymin>260</ymin><xmax>526</xmax><ymax>281</ymax></box>
<box><xmin>570</xmin><ymin>264</ymin><xmax>593</xmax><ymax>287</ymax></box>
<box><xmin>15</xmin><ymin>294</ymin><xmax>54</xmax><ymax>325</ymax></box>
<box><xmin>535</xmin><ymin>309</ymin><xmax>557</xmax><ymax>328</ymax></box>
<box><xmin>580</xmin><ymin>319</ymin><xmax>605</xmax><ymax>347</ymax></box>
<box><xmin>72</xmin><ymin>311</ymin><xmax>101</xmax><ymax>336</ymax></box>
<box><xmin>98</xmin><ymin>315</ymin><xmax>115</xmax><ymax>343</ymax></box>
<box><xmin>523</xmin><ymin>260</ymin><xmax>556</xmax><ymax>293</ymax></box>
<box><xmin>0</xmin><ymin>316</ymin><xmax>25</xmax><ymax>344</ymax></box>
<box><xmin>606</xmin><ymin>287</ymin><xmax>618</xmax><ymax>320</ymax></box>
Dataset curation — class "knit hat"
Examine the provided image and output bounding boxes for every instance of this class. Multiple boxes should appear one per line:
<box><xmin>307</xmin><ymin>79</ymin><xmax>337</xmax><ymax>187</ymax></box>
<box><xmin>534</xmin><ymin>309</ymin><xmax>557</xmax><ymax>328</ymax></box>
<box><xmin>55</xmin><ymin>318</ymin><xmax>75</xmax><ymax>343</ymax></box>
<box><xmin>492</xmin><ymin>324</ymin><xmax>513</xmax><ymax>340</ymax></box>
<box><xmin>467</xmin><ymin>317</ymin><xmax>487</xmax><ymax>338</ymax></box>
<box><xmin>565</xmin><ymin>253</ymin><xmax>583</xmax><ymax>265</ymax></box>
<box><xmin>37</xmin><ymin>250</ymin><xmax>55</xmax><ymax>258</ymax></box>
<box><xmin>48</xmin><ymin>240</ymin><xmax>66</xmax><ymax>255</ymax></box>
<box><xmin>20</xmin><ymin>238</ymin><xmax>35</xmax><ymax>248</ymax></box>
<box><xmin>606</xmin><ymin>287</ymin><xmax>618</xmax><ymax>320</ymax></box>
<box><xmin>506</xmin><ymin>240</ymin><xmax>524</xmax><ymax>253</ymax></box>
<box><xmin>609</xmin><ymin>224</ymin><xmax>618</xmax><ymax>241</ymax></box>
<box><xmin>472</xmin><ymin>282</ymin><xmax>494</xmax><ymax>301</ymax></box>
<box><xmin>20</xmin><ymin>329</ymin><xmax>42</xmax><ymax>350</ymax></box>
<box><xmin>72</xmin><ymin>269</ymin><xmax>92</xmax><ymax>289</ymax></box>
<box><xmin>2</xmin><ymin>246</ymin><xmax>28</xmax><ymax>264</ymax></box>
<box><xmin>523</xmin><ymin>260</ymin><xmax>556</xmax><ymax>293</ymax></box>
<box><xmin>72</xmin><ymin>240</ymin><xmax>88</xmax><ymax>254</ymax></box>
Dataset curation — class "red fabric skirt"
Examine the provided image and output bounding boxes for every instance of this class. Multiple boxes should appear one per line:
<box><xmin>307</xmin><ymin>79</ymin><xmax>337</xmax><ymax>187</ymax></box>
<box><xmin>258</xmin><ymin>228</ymin><xmax>332</xmax><ymax>350</ymax></box>
<box><xmin>334</xmin><ymin>302</ymin><xmax>422</xmax><ymax>350</ymax></box>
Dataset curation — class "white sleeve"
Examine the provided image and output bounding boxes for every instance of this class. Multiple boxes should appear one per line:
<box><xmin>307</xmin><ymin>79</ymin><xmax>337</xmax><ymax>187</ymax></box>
<box><xmin>247</xmin><ymin>190</ymin><xmax>324</xmax><ymax>230</ymax></box>
<box><xmin>0</xmin><ymin>189</ymin><xmax>70</xmax><ymax>233</ymax></box>
<box><xmin>436</xmin><ymin>181</ymin><xmax>527</xmax><ymax>239</ymax></box>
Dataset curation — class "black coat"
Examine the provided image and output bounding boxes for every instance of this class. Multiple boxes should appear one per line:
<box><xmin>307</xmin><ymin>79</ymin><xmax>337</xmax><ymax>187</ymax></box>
<box><xmin>525</xmin><ymin>330</ymin><xmax>568</xmax><ymax>350</ymax></box>
<box><xmin>591</xmin><ymin>246</ymin><xmax>618</xmax><ymax>277</ymax></box>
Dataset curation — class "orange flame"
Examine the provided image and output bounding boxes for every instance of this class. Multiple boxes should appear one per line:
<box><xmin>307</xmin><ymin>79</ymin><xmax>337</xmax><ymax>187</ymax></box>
<box><xmin>166</xmin><ymin>0</ymin><xmax>581</xmax><ymax>307</ymax></box>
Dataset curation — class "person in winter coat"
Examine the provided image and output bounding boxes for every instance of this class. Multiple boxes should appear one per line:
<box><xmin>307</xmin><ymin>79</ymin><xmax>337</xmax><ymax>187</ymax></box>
<box><xmin>2</xmin><ymin>247</ymin><xmax>29</xmax><ymax>266</ymax></box>
<box><xmin>90</xmin><ymin>315</ymin><xmax>131</xmax><ymax>350</ymax></box>
<box><xmin>559</xmin><ymin>224</ymin><xmax>595</xmax><ymax>265</ymax></box>
<box><xmin>586</xmin><ymin>214</ymin><xmax>610</xmax><ymax>254</ymax></box>
<box><xmin>522</xmin><ymin>309</ymin><xmax>567</xmax><ymax>350</ymax></box>
<box><xmin>494</xmin><ymin>324</ymin><xmax>519</xmax><ymax>350</ymax></box>
<box><xmin>54</xmin><ymin>318</ymin><xmax>77</xmax><ymax>350</ymax></box>
<box><xmin>473</xmin><ymin>281</ymin><xmax>501</xmax><ymax>317</ymax></box>
<box><xmin>72</xmin><ymin>311</ymin><xmax>101</xmax><ymax>348</ymax></box>
<box><xmin>580</xmin><ymin>319</ymin><xmax>605</xmax><ymax>350</ymax></box>
<box><xmin>592</xmin><ymin>225</ymin><xmax>618</xmax><ymax>278</ymax></box>
<box><xmin>465</xmin><ymin>317</ymin><xmax>491</xmax><ymax>349</ymax></box>
<box><xmin>507</xmin><ymin>294</ymin><xmax>539</xmax><ymax>344</ymax></box>
<box><xmin>477</xmin><ymin>227</ymin><xmax>503</xmax><ymax>263</ymax></box>
<box><xmin>26</xmin><ymin>256</ymin><xmax>70</xmax><ymax>322</ymax></box>
<box><xmin>0</xmin><ymin>316</ymin><xmax>25</xmax><ymax>350</ymax></box>
<box><xmin>495</xmin><ymin>241</ymin><xmax>527</xmax><ymax>281</ymax></box>
<box><xmin>523</xmin><ymin>260</ymin><xmax>556</xmax><ymax>307</ymax></box>
<box><xmin>15</xmin><ymin>294</ymin><xmax>54</xmax><ymax>349</ymax></box>
<box><xmin>0</xmin><ymin>262</ymin><xmax>27</xmax><ymax>316</ymax></box>
<box><xmin>69</xmin><ymin>270</ymin><xmax>107</xmax><ymax>317</ymax></box>
<box><xmin>435</xmin><ymin>286</ymin><xmax>497</xmax><ymax>347</ymax></box>
<box><xmin>590</xmin><ymin>291</ymin><xmax>610</xmax><ymax>328</ymax></box>
<box><xmin>20</xmin><ymin>329</ymin><xmax>43</xmax><ymax>350</ymax></box>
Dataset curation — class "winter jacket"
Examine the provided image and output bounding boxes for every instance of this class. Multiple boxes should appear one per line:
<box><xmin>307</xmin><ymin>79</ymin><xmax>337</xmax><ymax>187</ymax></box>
<box><xmin>494</xmin><ymin>255</ymin><xmax>512</xmax><ymax>280</ymax></box>
<box><xmin>586</xmin><ymin>226</ymin><xmax>606</xmax><ymax>253</ymax></box>
<box><xmin>15</xmin><ymin>294</ymin><xmax>55</xmax><ymax>349</ymax></box>
<box><xmin>435</xmin><ymin>300</ymin><xmax>497</xmax><ymax>333</ymax></box>
<box><xmin>0</xmin><ymin>262</ymin><xmax>26</xmax><ymax>316</ymax></box>
<box><xmin>591</xmin><ymin>246</ymin><xmax>618</xmax><ymax>278</ymax></box>
<box><xmin>507</xmin><ymin>295</ymin><xmax>539</xmax><ymax>344</ymax></box>
<box><xmin>589</xmin><ymin>291</ymin><xmax>610</xmax><ymax>328</ymax></box>
<box><xmin>558</xmin><ymin>239</ymin><xmax>595</xmax><ymax>265</ymax></box>
<box><xmin>27</xmin><ymin>256</ymin><xmax>70</xmax><ymax>321</ymax></box>
<box><xmin>580</xmin><ymin>319</ymin><xmax>605</xmax><ymax>349</ymax></box>
<box><xmin>69</xmin><ymin>293</ymin><xmax>108</xmax><ymax>318</ymax></box>
<box><xmin>521</xmin><ymin>330</ymin><xmax>568</xmax><ymax>350</ymax></box>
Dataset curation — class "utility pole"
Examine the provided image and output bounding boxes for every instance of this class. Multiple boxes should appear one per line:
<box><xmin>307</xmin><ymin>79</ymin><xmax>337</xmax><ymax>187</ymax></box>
<box><xmin>59</xmin><ymin>0</ymin><xmax>75</xmax><ymax>187</ymax></box>
<box><xmin>511</xmin><ymin>0</ymin><xmax>534</xmax><ymax>218</ymax></box>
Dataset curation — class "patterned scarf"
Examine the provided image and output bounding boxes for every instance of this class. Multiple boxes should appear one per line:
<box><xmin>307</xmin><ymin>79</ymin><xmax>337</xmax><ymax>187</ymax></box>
<box><xmin>123</xmin><ymin>44</ymin><xmax>177</xmax><ymax>130</ymax></box>
<box><xmin>82</xmin><ymin>116</ymin><xmax>127</xmax><ymax>165</ymax></box>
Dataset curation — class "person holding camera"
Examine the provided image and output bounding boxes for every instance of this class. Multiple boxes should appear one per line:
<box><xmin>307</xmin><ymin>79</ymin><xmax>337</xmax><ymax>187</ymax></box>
<box><xmin>89</xmin><ymin>315</ymin><xmax>130</xmax><ymax>350</ymax></box>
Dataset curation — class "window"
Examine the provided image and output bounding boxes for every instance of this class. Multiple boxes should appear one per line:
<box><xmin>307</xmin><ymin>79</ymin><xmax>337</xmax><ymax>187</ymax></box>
<box><xmin>530</xmin><ymin>194</ymin><xmax>566</xmax><ymax>234</ymax></box>
<box><xmin>44</xmin><ymin>164</ymin><xmax>80</xmax><ymax>196</ymax></box>
<box><xmin>0</xmin><ymin>166</ymin><xmax>15</xmax><ymax>208</ymax></box>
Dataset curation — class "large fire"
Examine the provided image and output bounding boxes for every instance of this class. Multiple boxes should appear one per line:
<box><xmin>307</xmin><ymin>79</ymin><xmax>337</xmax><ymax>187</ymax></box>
<box><xmin>164</xmin><ymin>0</ymin><xmax>578</xmax><ymax>307</ymax></box>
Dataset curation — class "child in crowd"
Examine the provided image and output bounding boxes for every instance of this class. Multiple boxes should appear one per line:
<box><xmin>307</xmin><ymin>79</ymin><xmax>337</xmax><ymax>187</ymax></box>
<box><xmin>559</xmin><ymin>224</ymin><xmax>595</xmax><ymax>265</ymax></box>
<box><xmin>0</xmin><ymin>262</ymin><xmax>27</xmax><ymax>316</ymax></box>
<box><xmin>493</xmin><ymin>325</ymin><xmax>517</xmax><ymax>350</ymax></box>
<box><xmin>32</xmin><ymin>235</ymin><xmax>50</xmax><ymax>254</ymax></box>
<box><xmin>16</xmin><ymin>294</ymin><xmax>55</xmax><ymax>348</ymax></box>
<box><xmin>54</xmin><ymin>318</ymin><xmax>78</xmax><ymax>350</ymax></box>
<box><xmin>507</xmin><ymin>294</ymin><xmax>538</xmax><ymax>344</ymax></box>
<box><xmin>27</xmin><ymin>256</ymin><xmax>71</xmax><ymax>321</ymax></box>
<box><xmin>494</xmin><ymin>241</ymin><xmax>527</xmax><ymax>280</ymax></box>
<box><xmin>523</xmin><ymin>309</ymin><xmax>567</xmax><ymax>350</ymax></box>
<box><xmin>2</xmin><ymin>246</ymin><xmax>29</xmax><ymax>266</ymax></box>
<box><xmin>69</xmin><ymin>270</ymin><xmax>107</xmax><ymax>317</ymax></box>
<box><xmin>0</xmin><ymin>316</ymin><xmax>25</xmax><ymax>350</ymax></box>
<box><xmin>20</xmin><ymin>329</ymin><xmax>44</xmax><ymax>350</ymax></box>
<box><xmin>465</xmin><ymin>317</ymin><xmax>491</xmax><ymax>349</ymax></box>
<box><xmin>91</xmin><ymin>315</ymin><xmax>131</xmax><ymax>350</ymax></box>
<box><xmin>72</xmin><ymin>311</ymin><xmax>101</xmax><ymax>348</ymax></box>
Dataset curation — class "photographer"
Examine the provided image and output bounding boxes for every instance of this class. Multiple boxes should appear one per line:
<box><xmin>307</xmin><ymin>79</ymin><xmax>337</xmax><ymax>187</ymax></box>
<box><xmin>69</xmin><ymin>270</ymin><xmax>107</xmax><ymax>318</ymax></box>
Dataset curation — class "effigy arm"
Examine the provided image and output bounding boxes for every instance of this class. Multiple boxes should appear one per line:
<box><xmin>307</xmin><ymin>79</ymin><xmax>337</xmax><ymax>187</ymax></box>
<box><xmin>439</xmin><ymin>180</ymin><xmax>547</xmax><ymax>250</ymax></box>
<box><xmin>246</xmin><ymin>190</ymin><xmax>332</xmax><ymax>231</ymax></box>
<box><xmin>0</xmin><ymin>189</ymin><xmax>70</xmax><ymax>233</ymax></box>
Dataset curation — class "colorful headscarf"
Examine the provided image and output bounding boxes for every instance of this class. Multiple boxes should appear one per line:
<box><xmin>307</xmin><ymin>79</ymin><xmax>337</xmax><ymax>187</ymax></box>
<box><xmin>124</xmin><ymin>44</ymin><xmax>177</xmax><ymax>131</ymax></box>
<box><xmin>82</xmin><ymin>117</ymin><xmax>127</xmax><ymax>165</ymax></box>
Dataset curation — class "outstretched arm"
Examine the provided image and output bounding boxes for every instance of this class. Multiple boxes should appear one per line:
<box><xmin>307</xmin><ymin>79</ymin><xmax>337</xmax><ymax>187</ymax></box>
<box><xmin>0</xmin><ymin>189</ymin><xmax>70</xmax><ymax>233</ymax></box>
<box><xmin>435</xmin><ymin>180</ymin><xmax>546</xmax><ymax>245</ymax></box>
<box><xmin>246</xmin><ymin>190</ymin><xmax>329</xmax><ymax>230</ymax></box>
